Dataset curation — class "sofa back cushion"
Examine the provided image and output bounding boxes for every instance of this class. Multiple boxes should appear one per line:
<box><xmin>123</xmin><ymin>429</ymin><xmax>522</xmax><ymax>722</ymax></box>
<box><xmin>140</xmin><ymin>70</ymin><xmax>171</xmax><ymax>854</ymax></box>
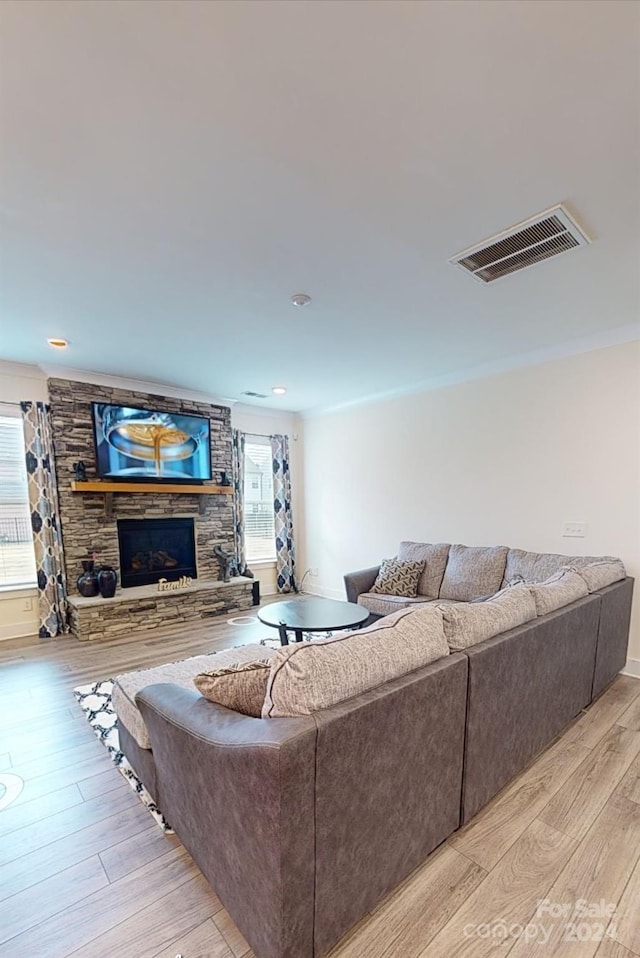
<box><xmin>437</xmin><ymin>585</ymin><xmax>537</xmax><ymax>650</ymax></box>
<box><xmin>397</xmin><ymin>541</ymin><xmax>451</xmax><ymax>597</ymax></box>
<box><xmin>370</xmin><ymin>558</ymin><xmax>425</xmax><ymax>597</ymax></box>
<box><xmin>439</xmin><ymin>544</ymin><xmax>508</xmax><ymax>601</ymax></box>
<box><xmin>528</xmin><ymin>569</ymin><xmax>589</xmax><ymax>616</ymax></box>
<box><xmin>573</xmin><ymin>559</ymin><xmax>626</xmax><ymax>593</ymax></box>
<box><xmin>501</xmin><ymin>549</ymin><xmax>620</xmax><ymax>588</ymax></box>
<box><xmin>194</xmin><ymin>660</ymin><xmax>271</xmax><ymax>717</ymax></box>
<box><xmin>262</xmin><ymin>605</ymin><xmax>449</xmax><ymax>717</ymax></box>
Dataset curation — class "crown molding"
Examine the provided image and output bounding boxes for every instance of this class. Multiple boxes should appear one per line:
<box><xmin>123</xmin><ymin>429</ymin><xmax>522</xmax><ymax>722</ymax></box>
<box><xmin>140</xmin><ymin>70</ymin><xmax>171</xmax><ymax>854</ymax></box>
<box><xmin>38</xmin><ymin>364</ymin><xmax>236</xmax><ymax>407</ymax></box>
<box><xmin>302</xmin><ymin>323</ymin><xmax>640</xmax><ymax>418</ymax></box>
<box><xmin>0</xmin><ymin>359</ymin><xmax>46</xmax><ymax>380</ymax></box>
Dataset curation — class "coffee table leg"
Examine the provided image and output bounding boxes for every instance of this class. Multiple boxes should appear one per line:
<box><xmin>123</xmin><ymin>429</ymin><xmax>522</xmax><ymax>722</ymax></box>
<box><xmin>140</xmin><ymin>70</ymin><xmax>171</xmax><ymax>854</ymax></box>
<box><xmin>294</xmin><ymin>629</ymin><xmax>304</xmax><ymax>643</ymax></box>
<box><xmin>278</xmin><ymin>623</ymin><xmax>289</xmax><ymax>646</ymax></box>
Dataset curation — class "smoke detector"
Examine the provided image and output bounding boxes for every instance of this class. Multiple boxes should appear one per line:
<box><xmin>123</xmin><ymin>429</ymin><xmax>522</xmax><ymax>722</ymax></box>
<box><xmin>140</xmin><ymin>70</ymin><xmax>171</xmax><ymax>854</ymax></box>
<box><xmin>241</xmin><ymin>390</ymin><xmax>268</xmax><ymax>399</ymax></box>
<box><xmin>291</xmin><ymin>293</ymin><xmax>311</xmax><ymax>307</ymax></box>
<box><xmin>449</xmin><ymin>204</ymin><xmax>591</xmax><ymax>283</ymax></box>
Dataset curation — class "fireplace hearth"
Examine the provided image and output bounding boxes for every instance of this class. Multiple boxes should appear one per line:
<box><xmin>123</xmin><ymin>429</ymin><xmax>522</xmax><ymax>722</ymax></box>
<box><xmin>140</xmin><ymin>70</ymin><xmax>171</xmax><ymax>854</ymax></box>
<box><xmin>117</xmin><ymin>518</ymin><xmax>197</xmax><ymax>588</ymax></box>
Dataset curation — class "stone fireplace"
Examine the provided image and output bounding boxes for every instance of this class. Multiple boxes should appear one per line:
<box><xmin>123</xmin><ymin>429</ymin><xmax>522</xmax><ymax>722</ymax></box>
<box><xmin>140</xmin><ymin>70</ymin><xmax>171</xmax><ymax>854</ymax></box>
<box><xmin>48</xmin><ymin>377</ymin><xmax>253</xmax><ymax>640</ymax></box>
<box><xmin>117</xmin><ymin>517</ymin><xmax>197</xmax><ymax>588</ymax></box>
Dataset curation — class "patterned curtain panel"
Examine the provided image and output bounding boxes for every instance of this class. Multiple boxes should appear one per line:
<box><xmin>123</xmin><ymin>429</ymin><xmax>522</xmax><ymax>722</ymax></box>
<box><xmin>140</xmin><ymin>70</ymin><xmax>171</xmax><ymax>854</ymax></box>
<box><xmin>20</xmin><ymin>402</ymin><xmax>69</xmax><ymax>638</ymax></box>
<box><xmin>270</xmin><ymin>434</ymin><xmax>297</xmax><ymax>593</ymax></box>
<box><xmin>231</xmin><ymin>429</ymin><xmax>246</xmax><ymax>571</ymax></box>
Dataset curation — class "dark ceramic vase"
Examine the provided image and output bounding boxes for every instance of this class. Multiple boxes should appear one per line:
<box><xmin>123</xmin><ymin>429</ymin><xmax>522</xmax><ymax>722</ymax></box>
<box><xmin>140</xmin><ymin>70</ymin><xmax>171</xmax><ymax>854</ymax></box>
<box><xmin>97</xmin><ymin>566</ymin><xmax>118</xmax><ymax>599</ymax></box>
<box><xmin>77</xmin><ymin>559</ymin><xmax>99</xmax><ymax>598</ymax></box>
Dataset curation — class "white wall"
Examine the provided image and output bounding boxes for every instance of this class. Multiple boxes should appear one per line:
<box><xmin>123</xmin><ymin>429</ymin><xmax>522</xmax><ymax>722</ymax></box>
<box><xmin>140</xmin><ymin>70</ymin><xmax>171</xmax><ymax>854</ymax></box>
<box><xmin>231</xmin><ymin>403</ymin><xmax>303</xmax><ymax>596</ymax></box>
<box><xmin>301</xmin><ymin>341</ymin><xmax>640</xmax><ymax>666</ymax></box>
<box><xmin>0</xmin><ymin>361</ymin><xmax>48</xmax><ymax>638</ymax></box>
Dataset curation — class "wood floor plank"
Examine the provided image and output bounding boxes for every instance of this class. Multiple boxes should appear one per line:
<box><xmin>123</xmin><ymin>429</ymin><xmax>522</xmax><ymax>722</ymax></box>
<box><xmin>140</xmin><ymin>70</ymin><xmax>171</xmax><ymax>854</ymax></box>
<box><xmin>99</xmin><ymin>821</ymin><xmax>180</xmax><ymax>882</ymax></box>
<box><xmin>596</xmin><ymin>938</ymin><xmax>638</xmax><ymax>957</ymax></box>
<box><xmin>0</xmin><ymin>751</ymin><xmax>10</xmax><ymax>768</ymax></box>
<box><xmin>152</xmin><ymin>917</ymin><xmax>234</xmax><ymax>958</ymax></box>
<box><xmin>3</xmin><ymin>846</ymin><xmax>195</xmax><ymax>958</ymax></box>
<box><xmin>617</xmin><ymin>754</ymin><xmax>640</xmax><ymax>805</ymax></box>
<box><xmin>451</xmin><ymin>736</ymin><xmax>591</xmax><ymax>871</ymax></box>
<box><xmin>329</xmin><ymin>844</ymin><xmax>486</xmax><ymax>958</ymax></box>
<box><xmin>77</xmin><ymin>766</ymin><xmax>131</xmax><ymax>801</ymax></box>
<box><xmin>566</xmin><ymin>677</ymin><xmax>640</xmax><ymax>750</ymax></box>
<box><xmin>66</xmin><ymin>871</ymin><xmax>223</xmax><ymax>958</ymax></box>
<box><xmin>416</xmin><ymin>820</ymin><xmax>576</xmax><ymax>958</ymax></box>
<box><xmin>213</xmin><ymin>906</ymin><xmax>254</xmax><ymax>958</ymax></box>
<box><xmin>0</xmin><ymin>783</ymin><xmax>84</xmax><ymax>839</ymax></box>
<box><xmin>508</xmin><ymin>793</ymin><xmax>640</xmax><ymax>958</ymax></box>
<box><xmin>608</xmin><ymin>856</ymin><xmax>640</xmax><ymax>955</ymax></box>
<box><xmin>0</xmin><ymin>802</ymin><xmax>152</xmax><ymax>900</ymax></box>
<box><xmin>538</xmin><ymin>726</ymin><xmax>640</xmax><ymax>842</ymax></box>
<box><xmin>0</xmin><ymin>855</ymin><xmax>109</xmax><ymax>945</ymax></box>
<box><xmin>8</xmin><ymin>737</ymin><xmax>105</xmax><ymax>783</ymax></box>
<box><xmin>0</xmin><ymin>781</ymin><xmax>138</xmax><ymax>867</ymax></box>
<box><xmin>7</xmin><ymin>752</ymin><xmax>114</xmax><ymax>809</ymax></box>
<box><xmin>617</xmin><ymin>693</ymin><xmax>640</xmax><ymax>732</ymax></box>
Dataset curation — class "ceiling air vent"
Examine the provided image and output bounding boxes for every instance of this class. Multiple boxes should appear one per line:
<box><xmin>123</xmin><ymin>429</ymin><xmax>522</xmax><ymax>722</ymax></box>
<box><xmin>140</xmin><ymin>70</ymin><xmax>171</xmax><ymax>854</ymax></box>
<box><xmin>241</xmin><ymin>390</ymin><xmax>268</xmax><ymax>399</ymax></box>
<box><xmin>449</xmin><ymin>204</ymin><xmax>591</xmax><ymax>283</ymax></box>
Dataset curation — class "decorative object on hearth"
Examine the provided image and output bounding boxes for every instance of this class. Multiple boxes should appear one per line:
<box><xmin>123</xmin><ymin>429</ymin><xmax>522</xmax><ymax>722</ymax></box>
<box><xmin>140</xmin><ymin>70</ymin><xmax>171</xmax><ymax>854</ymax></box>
<box><xmin>271</xmin><ymin>434</ymin><xmax>297</xmax><ymax>593</ymax></box>
<box><xmin>72</xmin><ymin>460</ymin><xmax>87</xmax><ymax>481</ymax></box>
<box><xmin>214</xmin><ymin>544</ymin><xmax>239</xmax><ymax>583</ymax></box>
<box><xmin>97</xmin><ymin>565</ymin><xmax>118</xmax><ymax>598</ymax></box>
<box><xmin>74</xmin><ymin>680</ymin><xmax>172</xmax><ymax>831</ymax></box>
<box><xmin>76</xmin><ymin>559</ymin><xmax>100</xmax><ymax>597</ymax></box>
<box><xmin>219</xmin><ymin>470</ymin><xmax>231</xmax><ymax>486</ymax></box>
<box><xmin>20</xmin><ymin>400</ymin><xmax>70</xmax><ymax>637</ymax></box>
<box><xmin>157</xmin><ymin>575</ymin><xmax>193</xmax><ymax>592</ymax></box>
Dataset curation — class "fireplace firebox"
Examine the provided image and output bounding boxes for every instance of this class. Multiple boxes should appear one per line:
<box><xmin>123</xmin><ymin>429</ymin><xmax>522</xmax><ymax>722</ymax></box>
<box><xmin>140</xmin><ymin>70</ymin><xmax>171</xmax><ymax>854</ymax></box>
<box><xmin>117</xmin><ymin>518</ymin><xmax>197</xmax><ymax>588</ymax></box>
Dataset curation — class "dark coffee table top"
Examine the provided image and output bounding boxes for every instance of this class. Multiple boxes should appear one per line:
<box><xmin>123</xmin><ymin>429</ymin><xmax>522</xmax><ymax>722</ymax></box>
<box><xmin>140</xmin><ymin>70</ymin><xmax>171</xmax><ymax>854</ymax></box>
<box><xmin>258</xmin><ymin>598</ymin><xmax>369</xmax><ymax>633</ymax></box>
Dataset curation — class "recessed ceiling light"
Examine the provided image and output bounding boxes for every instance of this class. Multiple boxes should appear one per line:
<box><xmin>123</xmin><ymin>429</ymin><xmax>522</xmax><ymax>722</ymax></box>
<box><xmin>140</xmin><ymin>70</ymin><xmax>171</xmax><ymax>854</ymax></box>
<box><xmin>291</xmin><ymin>293</ymin><xmax>311</xmax><ymax>307</ymax></box>
<box><xmin>272</xmin><ymin>386</ymin><xmax>287</xmax><ymax>395</ymax></box>
<box><xmin>47</xmin><ymin>338</ymin><xmax>69</xmax><ymax>348</ymax></box>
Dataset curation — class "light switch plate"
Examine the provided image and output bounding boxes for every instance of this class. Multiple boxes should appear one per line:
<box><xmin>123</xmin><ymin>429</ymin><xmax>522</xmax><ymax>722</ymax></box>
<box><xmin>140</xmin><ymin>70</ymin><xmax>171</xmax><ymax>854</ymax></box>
<box><xmin>562</xmin><ymin>522</ymin><xmax>587</xmax><ymax>538</ymax></box>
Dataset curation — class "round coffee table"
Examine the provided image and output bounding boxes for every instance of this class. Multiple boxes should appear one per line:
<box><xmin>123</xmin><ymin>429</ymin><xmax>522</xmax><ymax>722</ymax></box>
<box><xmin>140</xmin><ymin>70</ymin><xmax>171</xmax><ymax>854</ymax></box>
<box><xmin>258</xmin><ymin>598</ymin><xmax>369</xmax><ymax>645</ymax></box>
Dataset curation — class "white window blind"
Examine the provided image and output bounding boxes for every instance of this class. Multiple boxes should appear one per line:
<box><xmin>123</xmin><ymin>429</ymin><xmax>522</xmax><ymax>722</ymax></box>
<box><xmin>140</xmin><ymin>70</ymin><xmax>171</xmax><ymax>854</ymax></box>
<box><xmin>244</xmin><ymin>440</ymin><xmax>276</xmax><ymax>562</ymax></box>
<box><xmin>0</xmin><ymin>413</ymin><xmax>37</xmax><ymax>588</ymax></box>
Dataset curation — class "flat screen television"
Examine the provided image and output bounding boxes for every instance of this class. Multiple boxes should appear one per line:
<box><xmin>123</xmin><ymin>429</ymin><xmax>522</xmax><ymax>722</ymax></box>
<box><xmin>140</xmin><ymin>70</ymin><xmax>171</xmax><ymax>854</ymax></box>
<box><xmin>91</xmin><ymin>403</ymin><xmax>212</xmax><ymax>481</ymax></box>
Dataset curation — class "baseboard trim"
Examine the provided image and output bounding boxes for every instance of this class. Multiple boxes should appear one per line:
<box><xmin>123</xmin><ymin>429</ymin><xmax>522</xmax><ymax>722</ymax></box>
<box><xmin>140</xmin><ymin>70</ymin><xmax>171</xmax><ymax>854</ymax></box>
<box><xmin>622</xmin><ymin>658</ymin><xmax>640</xmax><ymax>679</ymax></box>
<box><xmin>0</xmin><ymin>622</ymin><xmax>38</xmax><ymax>641</ymax></box>
<box><xmin>302</xmin><ymin>583</ymin><xmax>345</xmax><ymax>600</ymax></box>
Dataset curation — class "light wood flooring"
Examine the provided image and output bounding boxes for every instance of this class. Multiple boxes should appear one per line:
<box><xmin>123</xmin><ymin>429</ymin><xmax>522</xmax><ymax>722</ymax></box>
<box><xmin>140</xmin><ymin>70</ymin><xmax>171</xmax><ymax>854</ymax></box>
<box><xmin>0</xmin><ymin>606</ymin><xmax>639</xmax><ymax>958</ymax></box>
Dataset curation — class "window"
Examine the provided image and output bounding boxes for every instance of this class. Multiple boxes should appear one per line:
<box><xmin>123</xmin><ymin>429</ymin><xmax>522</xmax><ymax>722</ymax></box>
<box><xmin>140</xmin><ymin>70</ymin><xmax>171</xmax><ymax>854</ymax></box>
<box><xmin>244</xmin><ymin>440</ymin><xmax>276</xmax><ymax>562</ymax></box>
<box><xmin>0</xmin><ymin>413</ymin><xmax>37</xmax><ymax>588</ymax></box>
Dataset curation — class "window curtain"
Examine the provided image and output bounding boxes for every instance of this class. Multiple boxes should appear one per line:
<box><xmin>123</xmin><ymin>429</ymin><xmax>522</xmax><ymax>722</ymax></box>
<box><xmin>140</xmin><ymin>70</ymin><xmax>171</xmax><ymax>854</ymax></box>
<box><xmin>231</xmin><ymin>428</ymin><xmax>246</xmax><ymax>571</ymax></box>
<box><xmin>270</xmin><ymin>434</ymin><xmax>297</xmax><ymax>593</ymax></box>
<box><xmin>20</xmin><ymin>402</ymin><xmax>69</xmax><ymax>638</ymax></box>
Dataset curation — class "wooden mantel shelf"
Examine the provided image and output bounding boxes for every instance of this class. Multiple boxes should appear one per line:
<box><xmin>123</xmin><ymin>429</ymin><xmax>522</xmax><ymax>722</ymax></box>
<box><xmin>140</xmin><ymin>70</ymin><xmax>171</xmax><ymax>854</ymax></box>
<box><xmin>71</xmin><ymin>480</ymin><xmax>232</xmax><ymax>495</ymax></box>
<box><xmin>70</xmin><ymin>480</ymin><xmax>232</xmax><ymax>518</ymax></box>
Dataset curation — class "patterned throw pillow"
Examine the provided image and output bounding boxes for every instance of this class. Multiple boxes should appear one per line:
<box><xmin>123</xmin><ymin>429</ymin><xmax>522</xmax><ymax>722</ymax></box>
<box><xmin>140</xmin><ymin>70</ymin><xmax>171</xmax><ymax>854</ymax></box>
<box><xmin>194</xmin><ymin>660</ymin><xmax>271</xmax><ymax>717</ymax></box>
<box><xmin>370</xmin><ymin>558</ymin><xmax>425</xmax><ymax>597</ymax></box>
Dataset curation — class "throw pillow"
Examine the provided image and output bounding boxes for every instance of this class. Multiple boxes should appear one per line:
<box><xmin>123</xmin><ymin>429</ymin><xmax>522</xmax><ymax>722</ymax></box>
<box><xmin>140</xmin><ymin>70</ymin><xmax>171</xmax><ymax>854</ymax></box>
<box><xmin>194</xmin><ymin>660</ymin><xmax>271</xmax><ymax>717</ymax></box>
<box><xmin>370</xmin><ymin>558</ymin><xmax>425</xmax><ymax>597</ymax></box>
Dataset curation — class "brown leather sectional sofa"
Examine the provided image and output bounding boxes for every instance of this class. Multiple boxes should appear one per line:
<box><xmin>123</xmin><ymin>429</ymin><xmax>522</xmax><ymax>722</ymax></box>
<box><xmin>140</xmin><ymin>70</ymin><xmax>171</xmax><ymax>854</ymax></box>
<box><xmin>121</xmin><ymin>563</ymin><xmax>633</xmax><ymax>958</ymax></box>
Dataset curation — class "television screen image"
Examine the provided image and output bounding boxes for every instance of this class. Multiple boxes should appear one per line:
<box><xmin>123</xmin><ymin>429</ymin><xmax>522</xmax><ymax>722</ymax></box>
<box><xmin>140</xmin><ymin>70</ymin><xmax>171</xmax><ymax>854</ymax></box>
<box><xmin>92</xmin><ymin>404</ymin><xmax>212</xmax><ymax>481</ymax></box>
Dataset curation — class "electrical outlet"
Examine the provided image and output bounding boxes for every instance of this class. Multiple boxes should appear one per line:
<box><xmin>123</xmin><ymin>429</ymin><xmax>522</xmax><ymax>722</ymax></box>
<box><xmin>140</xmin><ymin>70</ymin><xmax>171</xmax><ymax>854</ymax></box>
<box><xmin>22</xmin><ymin>597</ymin><xmax>33</xmax><ymax>612</ymax></box>
<box><xmin>562</xmin><ymin>521</ymin><xmax>587</xmax><ymax>538</ymax></box>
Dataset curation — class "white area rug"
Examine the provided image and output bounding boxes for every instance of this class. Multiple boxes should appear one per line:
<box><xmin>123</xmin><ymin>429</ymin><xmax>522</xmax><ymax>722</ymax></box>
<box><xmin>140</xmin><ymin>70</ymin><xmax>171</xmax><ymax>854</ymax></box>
<box><xmin>74</xmin><ymin>680</ymin><xmax>173</xmax><ymax>832</ymax></box>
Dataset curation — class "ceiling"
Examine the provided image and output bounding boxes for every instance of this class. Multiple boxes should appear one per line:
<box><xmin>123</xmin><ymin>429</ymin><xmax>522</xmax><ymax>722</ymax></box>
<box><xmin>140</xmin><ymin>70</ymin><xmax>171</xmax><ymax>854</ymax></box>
<box><xmin>1</xmin><ymin>0</ymin><xmax>639</xmax><ymax>413</ymax></box>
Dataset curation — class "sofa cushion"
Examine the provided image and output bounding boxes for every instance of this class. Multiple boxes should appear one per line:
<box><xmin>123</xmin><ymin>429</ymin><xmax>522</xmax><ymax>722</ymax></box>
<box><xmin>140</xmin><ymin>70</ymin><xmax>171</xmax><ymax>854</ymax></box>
<box><xmin>113</xmin><ymin>643</ymin><xmax>275</xmax><ymax>748</ymax></box>
<box><xmin>397</xmin><ymin>542</ymin><xmax>451</xmax><ymax>597</ymax></box>
<box><xmin>194</xmin><ymin>660</ymin><xmax>271</xmax><ymax>717</ymax></box>
<box><xmin>357</xmin><ymin>593</ymin><xmax>428</xmax><ymax>618</ymax></box>
<box><xmin>262</xmin><ymin>605</ymin><xmax>449</xmax><ymax>717</ymax></box>
<box><xmin>437</xmin><ymin>585</ymin><xmax>537</xmax><ymax>651</ymax></box>
<box><xmin>501</xmin><ymin>549</ymin><xmax>619</xmax><ymax>588</ymax></box>
<box><xmin>528</xmin><ymin>568</ymin><xmax>589</xmax><ymax>616</ymax></box>
<box><xmin>573</xmin><ymin>559</ymin><xmax>626</xmax><ymax>593</ymax></box>
<box><xmin>370</xmin><ymin>558</ymin><xmax>424</xmax><ymax>597</ymax></box>
<box><xmin>439</xmin><ymin>544</ymin><xmax>508</xmax><ymax>601</ymax></box>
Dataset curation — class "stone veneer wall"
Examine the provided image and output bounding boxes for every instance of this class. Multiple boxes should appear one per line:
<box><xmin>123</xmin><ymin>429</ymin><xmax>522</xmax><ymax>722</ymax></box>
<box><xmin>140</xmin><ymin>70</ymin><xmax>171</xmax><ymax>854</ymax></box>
<box><xmin>48</xmin><ymin>378</ymin><xmax>235</xmax><ymax>593</ymax></box>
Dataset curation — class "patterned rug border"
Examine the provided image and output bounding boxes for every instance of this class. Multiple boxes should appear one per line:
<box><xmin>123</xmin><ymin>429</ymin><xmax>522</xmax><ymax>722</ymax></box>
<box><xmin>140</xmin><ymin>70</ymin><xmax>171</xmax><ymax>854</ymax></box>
<box><xmin>73</xmin><ymin>680</ymin><xmax>173</xmax><ymax>833</ymax></box>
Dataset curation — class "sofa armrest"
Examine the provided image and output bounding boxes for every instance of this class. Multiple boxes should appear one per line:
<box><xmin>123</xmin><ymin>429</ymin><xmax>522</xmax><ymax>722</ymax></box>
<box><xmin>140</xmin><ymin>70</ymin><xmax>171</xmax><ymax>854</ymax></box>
<box><xmin>136</xmin><ymin>684</ymin><xmax>317</xmax><ymax>958</ymax></box>
<box><xmin>343</xmin><ymin>565</ymin><xmax>380</xmax><ymax>603</ymax></box>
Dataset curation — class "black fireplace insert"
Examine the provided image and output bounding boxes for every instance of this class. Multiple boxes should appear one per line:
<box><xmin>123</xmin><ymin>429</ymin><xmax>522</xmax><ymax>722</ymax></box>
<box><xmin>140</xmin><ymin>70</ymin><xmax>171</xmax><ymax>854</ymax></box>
<box><xmin>117</xmin><ymin>518</ymin><xmax>197</xmax><ymax>588</ymax></box>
